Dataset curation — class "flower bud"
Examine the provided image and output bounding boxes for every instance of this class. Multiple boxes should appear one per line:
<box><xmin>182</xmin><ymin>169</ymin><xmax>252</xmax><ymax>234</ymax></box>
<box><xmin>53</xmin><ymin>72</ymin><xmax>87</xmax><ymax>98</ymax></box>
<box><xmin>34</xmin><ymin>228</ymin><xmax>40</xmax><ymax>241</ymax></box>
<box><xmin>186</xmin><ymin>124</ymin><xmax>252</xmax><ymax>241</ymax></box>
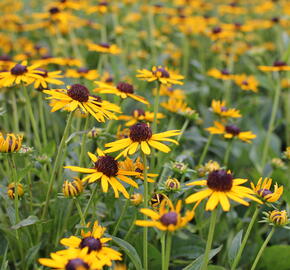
<box><xmin>130</xmin><ymin>193</ymin><xmax>143</xmax><ymax>206</ymax></box>
<box><xmin>165</xmin><ymin>178</ymin><xmax>180</xmax><ymax>191</ymax></box>
<box><xmin>7</xmin><ymin>183</ymin><xmax>24</xmax><ymax>199</ymax></box>
<box><xmin>62</xmin><ymin>178</ymin><xmax>83</xmax><ymax>198</ymax></box>
<box><xmin>268</xmin><ymin>210</ymin><xmax>288</xmax><ymax>226</ymax></box>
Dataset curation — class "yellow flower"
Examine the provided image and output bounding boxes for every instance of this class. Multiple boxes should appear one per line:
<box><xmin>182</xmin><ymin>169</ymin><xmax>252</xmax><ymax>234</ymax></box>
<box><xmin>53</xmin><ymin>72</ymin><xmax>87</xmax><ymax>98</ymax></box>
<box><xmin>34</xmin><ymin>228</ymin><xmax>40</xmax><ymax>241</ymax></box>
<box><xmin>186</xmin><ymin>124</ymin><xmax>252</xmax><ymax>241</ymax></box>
<box><xmin>0</xmin><ymin>61</ymin><xmax>44</xmax><ymax>87</ymax></box>
<box><xmin>135</xmin><ymin>199</ymin><xmax>194</xmax><ymax>231</ymax></box>
<box><xmin>118</xmin><ymin>109</ymin><xmax>164</xmax><ymax>126</ymax></box>
<box><xmin>33</xmin><ymin>68</ymin><xmax>64</xmax><ymax>89</ymax></box>
<box><xmin>60</xmin><ymin>221</ymin><xmax>122</xmax><ymax>267</ymax></box>
<box><xmin>136</xmin><ymin>66</ymin><xmax>184</xmax><ymax>85</ymax></box>
<box><xmin>150</xmin><ymin>192</ymin><xmax>169</xmax><ymax>209</ymax></box>
<box><xmin>87</xmin><ymin>42</ymin><xmax>121</xmax><ymax>55</ymax></box>
<box><xmin>130</xmin><ymin>193</ymin><xmax>143</xmax><ymax>206</ymax></box>
<box><xmin>234</xmin><ymin>74</ymin><xmax>259</xmax><ymax>92</ymax></box>
<box><xmin>38</xmin><ymin>247</ymin><xmax>104</xmax><ymax>269</ymax></box>
<box><xmin>186</xmin><ymin>170</ymin><xmax>262</xmax><ymax>211</ymax></box>
<box><xmin>196</xmin><ymin>160</ymin><xmax>221</xmax><ymax>177</ymax></box>
<box><xmin>158</xmin><ymin>85</ymin><xmax>186</xmax><ymax>99</ymax></box>
<box><xmin>258</xmin><ymin>61</ymin><xmax>290</xmax><ymax>72</ymax></box>
<box><xmin>283</xmin><ymin>147</ymin><xmax>290</xmax><ymax>159</ymax></box>
<box><xmin>94</xmin><ymin>81</ymin><xmax>149</xmax><ymax>105</ymax></box>
<box><xmin>7</xmin><ymin>183</ymin><xmax>24</xmax><ymax>199</ymax></box>
<box><xmin>207</xmin><ymin>68</ymin><xmax>234</xmax><ymax>80</ymax></box>
<box><xmin>250</xmin><ymin>178</ymin><xmax>283</xmax><ymax>203</ymax></box>
<box><xmin>62</xmin><ymin>178</ymin><xmax>83</xmax><ymax>198</ymax></box>
<box><xmin>66</xmin><ymin>68</ymin><xmax>99</xmax><ymax>80</ymax></box>
<box><xmin>105</xmin><ymin>123</ymin><xmax>180</xmax><ymax>158</ymax></box>
<box><xmin>211</xmin><ymin>100</ymin><xmax>241</xmax><ymax>118</ymax></box>
<box><xmin>267</xmin><ymin>210</ymin><xmax>288</xmax><ymax>226</ymax></box>
<box><xmin>161</xmin><ymin>97</ymin><xmax>192</xmax><ymax>115</ymax></box>
<box><xmin>43</xmin><ymin>84</ymin><xmax>121</xmax><ymax>122</ymax></box>
<box><xmin>0</xmin><ymin>132</ymin><xmax>23</xmax><ymax>153</ymax></box>
<box><xmin>165</xmin><ymin>178</ymin><xmax>180</xmax><ymax>191</ymax></box>
<box><xmin>64</xmin><ymin>149</ymin><xmax>139</xmax><ymax>199</ymax></box>
<box><xmin>206</xmin><ymin>121</ymin><xmax>256</xmax><ymax>143</ymax></box>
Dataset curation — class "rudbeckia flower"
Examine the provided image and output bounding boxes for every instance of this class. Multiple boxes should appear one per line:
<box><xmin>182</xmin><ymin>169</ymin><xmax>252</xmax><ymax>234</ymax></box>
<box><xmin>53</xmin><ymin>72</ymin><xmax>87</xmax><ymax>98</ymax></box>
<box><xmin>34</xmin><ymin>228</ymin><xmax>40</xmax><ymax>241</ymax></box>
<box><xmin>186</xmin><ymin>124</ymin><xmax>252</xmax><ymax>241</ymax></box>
<box><xmin>7</xmin><ymin>183</ymin><xmax>24</xmax><ymax>200</ymax></box>
<box><xmin>38</xmin><ymin>247</ymin><xmax>104</xmax><ymax>270</ymax></box>
<box><xmin>161</xmin><ymin>97</ymin><xmax>192</xmax><ymax>114</ymax></box>
<box><xmin>64</xmin><ymin>149</ymin><xmax>139</xmax><ymax>198</ymax></box>
<box><xmin>66</xmin><ymin>68</ymin><xmax>99</xmax><ymax>80</ymax></box>
<box><xmin>104</xmin><ymin>123</ymin><xmax>180</xmax><ymax>158</ymax></box>
<box><xmin>250</xmin><ymin>178</ymin><xmax>283</xmax><ymax>203</ymax></box>
<box><xmin>135</xmin><ymin>199</ymin><xmax>194</xmax><ymax>231</ymax></box>
<box><xmin>0</xmin><ymin>132</ymin><xmax>23</xmax><ymax>153</ymax></box>
<box><xmin>185</xmin><ymin>170</ymin><xmax>262</xmax><ymax>211</ymax></box>
<box><xmin>0</xmin><ymin>61</ymin><xmax>44</xmax><ymax>87</ymax></box>
<box><xmin>43</xmin><ymin>84</ymin><xmax>121</xmax><ymax>122</ymax></box>
<box><xmin>33</xmin><ymin>68</ymin><xmax>64</xmax><ymax>89</ymax></box>
<box><xmin>136</xmin><ymin>66</ymin><xmax>184</xmax><ymax>85</ymax></box>
<box><xmin>62</xmin><ymin>178</ymin><xmax>83</xmax><ymax>198</ymax></box>
<box><xmin>87</xmin><ymin>42</ymin><xmax>121</xmax><ymax>55</ymax></box>
<box><xmin>207</xmin><ymin>68</ymin><xmax>234</xmax><ymax>80</ymax></box>
<box><xmin>234</xmin><ymin>74</ymin><xmax>259</xmax><ymax>92</ymax></box>
<box><xmin>264</xmin><ymin>210</ymin><xmax>289</xmax><ymax>227</ymax></box>
<box><xmin>258</xmin><ymin>61</ymin><xmax>290</xmax><ymax>72</ymax></box>
<box><xmin>94</xmin><ymin>81</ymin><xmax>149</xmax><ymax>104</ymax></box>
<box><xmin>211</xmin><ymin>100</ymin><xmax>241</xmax><ymax>118</ymax></box>
<box><xmin>60</xmin><ymin>221</ymin><xmax>122</xmax><ymax>267</ymax></box>
<box><xmin>206</xmin><ymin>121</ymin><xmax>256</xmax><ymax>143</ymax></box>
<box><xmin>118</xmin><ymin>109</ymin><xmax>164</xmax><ymax>126</ymax></box>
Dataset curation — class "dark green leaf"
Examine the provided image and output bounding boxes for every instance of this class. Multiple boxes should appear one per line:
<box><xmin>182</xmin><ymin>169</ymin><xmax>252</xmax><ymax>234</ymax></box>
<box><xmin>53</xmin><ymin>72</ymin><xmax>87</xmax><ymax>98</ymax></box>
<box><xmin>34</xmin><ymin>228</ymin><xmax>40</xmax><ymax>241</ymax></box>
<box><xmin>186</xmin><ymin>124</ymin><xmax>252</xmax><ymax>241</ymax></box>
<box><xmin>228</xmin><ymin>230</ymin><xmax>243</xmax><ymax>265</ymax></box>
<box><xmin>11</xmin><ymin>216</ymin><xmax>39</xmax><ymax>230</ymax></box>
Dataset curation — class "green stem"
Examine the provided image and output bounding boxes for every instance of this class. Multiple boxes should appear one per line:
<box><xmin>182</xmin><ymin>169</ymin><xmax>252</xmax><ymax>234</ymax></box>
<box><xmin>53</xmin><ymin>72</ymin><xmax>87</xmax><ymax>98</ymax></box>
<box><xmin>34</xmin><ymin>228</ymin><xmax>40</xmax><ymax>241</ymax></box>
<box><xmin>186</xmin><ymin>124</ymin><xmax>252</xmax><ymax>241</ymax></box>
<box><xmin>261</xmin><ymin>74</ymin><xmax>281</xmax><ymax>173</ymax></box>
<box><xmin>165</xmin><ymin>232</ymin><xmax>172</xmax><ymax>270</ymax></box>
<box><xmin>83</xmin><ymin>184</ymin><xmax>98</xmax><ymax>221</ymax></box>
<box><xmin>198</xmin><ymin>134</ymin><xmax>213</xmax><ymax>166</ymax></box>
<box><xmin>124</xmin><ymin>211</ymin><xmax>137</xmax><ymax>241</ymax></box>
<box><xmin>250</xmin><ymin>227</ymin><xmax>275</xmax><ymax>270</ymax></box>
<box><xmin>161</xmin><ymin>232</ymin><xmax>166</xmax><ymax>270</ymax></box>
<box><xmin>224</xmin><ymin>140</ymin><xmax>234</xmax><ymax>167</ymax></box>
<box><xmin>152</xmin><ymin>82</ymin><xmax>161</xmax><ymax>134</ymax></box>
<box><xmin>74</xmin><ymin>197</ymin><xmax>86</xmax><ymax>227</ymax></box>
<box><xmin>113</xmin><ymin>186</ymin><xmax>134</xmax><ymax>236</ymax></box>
<box><xmin>142</xmin><ymin>152</ymin><xmax>148</xmax><ymax>270</ymax></box>
<box><xmin>201</xmin><ymin>209</ymin><xmax>218</xmax><ymax>270</ymax></box>
<box><xmin>37</xmin><ymin>93</ymin><xmax>48</xmax><ymax>146</ymax></box>
<box><xmin>41</xmin><ymin>111</ymin><xmax>73</xmax><ymax>219</ymax></box>
<box><xmin>22</xmin><ymin>85</ymin><xmax>41</xmax><ymax>150</ymax></box>
<box><xmin>182</xmin><ymin>34</ymin><xmax>190</xmax><ymax>78</ymax></box>
<box><xmin>79</xmin><ymin>116</ymin><xmax>90</xmax><ymax>167</ymax></box>
<box><xmin>177</xmin><ymin>118</ymin><xmax>190</xmax><ymax>141</ymax></box>
<box><xmin>11</xmin><ymin>91</ymin><xmax>19</xmax><ymax>133</ymax></box>
<box><xmin>231</xmin><ymin>207</ymin><xmax>260</xmax><ymax>270</ymax></box>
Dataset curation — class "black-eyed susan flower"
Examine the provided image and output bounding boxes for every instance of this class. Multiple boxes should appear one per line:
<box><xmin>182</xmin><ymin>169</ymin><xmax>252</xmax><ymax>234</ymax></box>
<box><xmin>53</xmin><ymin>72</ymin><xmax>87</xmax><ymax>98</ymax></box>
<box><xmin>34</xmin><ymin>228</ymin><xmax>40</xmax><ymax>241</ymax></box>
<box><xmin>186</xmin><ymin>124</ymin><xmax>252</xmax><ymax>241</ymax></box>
<box><xmin>161</xmin><ymin>97</ymin><xmax>193</xmax><ymax>115</ymax></box>
<box><xmin>62</xmin><ymin>178</ymin><xmax>83</xmax><ymax>198</ymax></box>
<box><xmin>94</xmin><ymin>81</ymin><xmax>149</xmax><ymax>105</ymax></box>
<box><xmin>104</xmin><ymin>123</ymin><xmax>180</xmax><ymax>158</ymax></box>
<box><xmin>186</xmin><ymin>170</ymin><xmax>262</xmax><ymax>211</ymax></box>
<box><xmin>118</xmin><ymin>109</ymin><xmax>164</xmax><ymax>126</ymax></box>
<box><xmin>210</xmin><ymin>100</ymin><xmax>241</xmax><ymax>118</ymax></box>
<box><xmin>87</xmin><ymin>42</ymin><xmax>121</xmax><ymax>55</ymax></box>
<box><xmin>250</xmin><ymin>178</ymin><xmax>283</xmax><ymax>203</ymax></box>
<box><xmin>64</xmin><ymin>150</ymin><xmax>139</xmax><ymax>198</ymax></box>
<box><xmin>66</xmin><ymin>68</ymin><xmax>99</xmax><ymax>81</ymax></box>
<box><xmin>150</xmin><ymin>192</ymin><xmax>169</xmax><ymax>208</ymax></box>
<box><xmin>165</xmin><ymin>178</ymin><xmax>180</xmax><ymax>191</ymax></box>
<box><xmin>60</xmin><ymin>221</ymin><xmax>122</xmax><ymax>267</ymax></box>
<box><xmin>118</xmin><ymin>157</ymin><xmax>157</xmax><ymax>183</ymax></box>
<box><xmin>136</xmin><ymin>66</ymin><xmax>184</xmax><ymax>85</ymax></box>
<box><xmin>207</xmin><ymin>68</ymin><xmax>234</xmax><ymax>80</ymax></box>
<box><xmin>263</xmin><ymin>210</ymin><xmax>289</xmax><ymax>227</ymax></box>
<box><xmin>33</xmin><ymin>68</ymin><xmax>64</xmax><ymax>89</ymax></box>
<box><xmin>43</xmin><ymin>84</ymin><xmax>121</xmax><ymax>122</ymax></box>
<box><xmin>38</xmin><ymin>247</ymin><xmax>104</xmax><ymax>270</ymax></box>
<box><xmin>135</xmin><ymin>199</ymin><xmax>194</xmax><ymax>231</ymax></box>
<box><xmin>234</xmin><ymin>74</ymin><xmax>259</xmax><ymax>92</ymax></box>
<box><xmin>130</xmin><ymin>193</ymin><xmax>143</xmax><ymax>206</ymax></box>
<box><xmin>7</xmin><ymin>183</ymin><xmax>24</xmax><ymax>199</ymax></box>
<box><xmin>0</xmin><ymin>61</ymin><xmax>44</xmax><ymax>87</ymax></box>
<box><xmin>206</xmin><ymin>121</ymin><xmax>256</xmax><ymax>143</ymax></box>
<box><xmin>196</xmin><ymin>160</ymin><xmax>221</xmax><ymax>177</ymax></box>
<box><xmin>258</xmin><ymin>61</ymin><xmax>290</xmax><ymax>72</ymax></box>
<box><xmin>0</xmin><ymin>132</ymin><xmax>23</xmax><ymax>153</ymax></box>
<box><xmin>158</xmin><ymin>85</ymin><xmax>185</xmax><ymax>99</ymax></box>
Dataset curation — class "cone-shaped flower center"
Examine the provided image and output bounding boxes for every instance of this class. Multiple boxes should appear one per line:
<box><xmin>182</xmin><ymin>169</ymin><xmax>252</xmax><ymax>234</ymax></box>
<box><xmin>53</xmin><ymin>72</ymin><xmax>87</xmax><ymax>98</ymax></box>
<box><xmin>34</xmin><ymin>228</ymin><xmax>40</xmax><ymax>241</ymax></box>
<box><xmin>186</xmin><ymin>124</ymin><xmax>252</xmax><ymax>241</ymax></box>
<box><xmin>221</xmin><ymin>69</ymin><xmax>230</xmax><ymax>75</ymax></box>
<box><xmin>154</xmin><ymin>67</ymin><xmax>170</xmax><ymax>78</ymax></box>
<box><xmin>129</xmin><ymin>123</ymin><xmax>152</xmax><ymax>142</ymax></box>
<box><xmin>132</xmin><ymin>109</ymin><xmax>145</xmax><ymax>117</ymax></box>
<box><xmin>11</xmin><ymin>64</ymin><xmax>28</xmax><ymax>75</ymax></box>
<box><xmin>212</xmin><ymin>26</ymin><xmax>222</xmax><ymax>34</ymax></box>
<box><xmin>67</xmin><ymin>84</ymin><xmax>90</xmax><ymax>102</ymax></box>
<box><xmin>258</xmin><ymin>188</ymin><xmax>272</xmax><ymax>198</ymax></box>
<box><xmin>49</xmin><ymin>7</ymin><xmax>60</xmax><ymax>15</ymax></box>
<box><xmin>160</xmin><ymin>211</ymin><xmax>178</xmax><ymax>226</ymax></box>
<box><xmin>241</xmin><ymin>80</ymin><xmax>249</xmax><ymax>85</ymax></box>
<box><xmin>95</xmin><ymin>155</ymin><xmax>118</xmax><ymax>177</ymax></box>
<box><xmin>220</xmin><ymin>106</ymin><xmax>228</xmax><ymax>112</ymax></box>
<box><xmin>117</xmin><ymin>82</ymin><xmax>134</xmax><ymax>93</ymax></box>
<box><xmin>273</xmin><ymin>60</ymin><xmax>286</xmax><ymax>67</ymax></box>
<box><xmin>99</xmin><ymin>42</ymin><xmax>110</xmax><ymax>48</ymax></box>
<box><xmin>225</xmin><ymin>125</ymin><xmax>240</xmax><ymax>136</ymax></box>
<box><xmin>65</xmin><ymin>258</ymin><xmax>89</xmax><ymax>270</ymax></box>
<box><xmin>207</xmin><ymin>170</ymin><xmax>233</xmax><ymax>191</ymax></box>
<box><xmin>79</xmin><ymin>237</ymin><xmax>102</xmax><ymax>252</ymax></box>
<box><xmin>78</xmin><ymin>67</ymin><xmax>89</xmax><ymax>74</ymax></box>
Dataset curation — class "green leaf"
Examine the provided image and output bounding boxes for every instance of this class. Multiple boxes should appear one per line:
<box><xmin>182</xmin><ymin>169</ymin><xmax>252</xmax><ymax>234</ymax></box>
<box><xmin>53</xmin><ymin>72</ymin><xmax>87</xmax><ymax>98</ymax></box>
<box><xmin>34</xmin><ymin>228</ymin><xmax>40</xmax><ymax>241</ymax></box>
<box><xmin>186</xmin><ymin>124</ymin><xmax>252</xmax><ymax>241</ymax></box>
<box><xmin>228</xmin><ymin>230</ymin><xmax>243</xmax><ymax>265</ymax></box>
<box><xmin>182</xmin><ymin>245</ymin><xmax>223</xmax><ymax>270</ymax></box>
<box><xmin>11</xmin><ymin>216</ymin><xmax>39</xmax><ymax>230</ymax></box>
<box><xmin>259</xmin><ymin>245</ymin><xmax>290</xmax><ymax>270</ymax></box>
<box><xmin>111</xmin><ymin>236</ymin><xmax>142</xmax><ymax>270</ymax></box>
<box><xmin>24</xmin><ymin>243</ymin><xmax>41</xmax><ymax>268</ymax></box>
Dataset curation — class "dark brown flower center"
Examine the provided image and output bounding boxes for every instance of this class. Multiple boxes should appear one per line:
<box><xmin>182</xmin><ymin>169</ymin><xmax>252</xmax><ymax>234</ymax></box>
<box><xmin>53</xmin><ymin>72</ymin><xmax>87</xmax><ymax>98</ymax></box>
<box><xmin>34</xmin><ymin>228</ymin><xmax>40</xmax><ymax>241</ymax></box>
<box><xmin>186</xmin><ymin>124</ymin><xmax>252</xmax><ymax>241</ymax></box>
<box><xmin>105</xmin><ymin>76</ymin><xmax>113</xmax><ymax>83</ymax></box>
<box><xmin>258</xmin><ymin>188</ymin><xmax>272</xmax><ymax>197</ymax></box>
<box><xmin>117</xmin><ymin>82</ymin><xmax>134</xmax><ymax>94</ymax></box>
<box><xmin>95</xmin><ymin>155</ymin><xmax>118</xmax><ymax>177</ymax></box>
<box><xmin>77</xmin><ymin>67</ymin><xmax>89</xmax><ymax>74</ymax></box>
<box><xmin>220</xmin><ymin>106</ymin><xmax>228</xmax><ymax>112</ymax></box>
<box><xmin>212</xmin><ymin>26</ymin><xmax>222</xmax><ymax>34</ymax></box>
<box><xmin>154</xmin><ymin>67</ymin><xmax>170</xmax><ymax>78</ymax></box>
<box><xmin>207</xmin><ymin>170</ymin><xmax>233</xmax><ymax>191</ymax></box>
<box><xmin>132</xmin><ymin>109</ymin><xmax>145</xmax><ymax>117</ymax></box>
<box><xmin>79</xmin><ymin>237</ymin><xmax>102</xmax><ymax>253</ymax></box>
<box><xmin>129</xmin><ymin>123</ymin><xmax>152</xmax><ymax>142</ymax></box>
<box><xmin>273</xmin><ymin>60</ymin><xmax>286</xmax><ymax>67</ymax></box>
<box><xmin>221</xmin><ymin>69</ymin><xmax>230</xmax><ymax>75</ymax></box>
<box><xmin>271</xmin><ymin>17</ymin><xmax>279</xmax><ymax>23</ymax></box>
<box><xmin>99</xmin><ymin>42</ymin><xmax>110</xmax><ymax>48</ymax></box>
<box><xmin>99</xmin><ymin>1</ymin><xmax>108</xmax><ymax>6</ymax></box>
<box><xmin>49</xmin><ymin>7</ymin><xmax>60</xmax><ymax>15</ymax></box>
<box><xmin>65</xmin><ymin>258</ymin><xmax>89</xmax><ymax>270</ymax></box>
<box><xmin>0</xmin><ymin>55</ymin><xmax>11</xmax><ymax>61</ymax></box>
<box><xmin>67</xmin><ymin>84</ymin><xmax>89</xmax><ymax>102</ymax></box>
<box><xmin>11</xmin><ymin>64</ymin><xmax>28</xmax><ymax>75</ymax></box>
<box><xmin>160</xmin><ymin>212</ymin><xmax>178</xmax><ymax>226</ymax></box>
<box><xmin>225</xmin><ymin>125</ymin><xmax>240</xmax><ymax>136</ymax></box>
<box><xmin>241</xmin><ymin>80</ymin><xmax>249</xmax><ymax>85</ymax></box>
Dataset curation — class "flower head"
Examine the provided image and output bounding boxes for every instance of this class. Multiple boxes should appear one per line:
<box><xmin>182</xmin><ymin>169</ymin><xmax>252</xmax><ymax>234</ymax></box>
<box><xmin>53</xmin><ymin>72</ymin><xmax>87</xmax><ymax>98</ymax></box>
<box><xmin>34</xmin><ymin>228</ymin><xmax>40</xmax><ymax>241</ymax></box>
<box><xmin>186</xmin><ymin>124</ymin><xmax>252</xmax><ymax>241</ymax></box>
<box><xmin>165</xmin><ymin>178</ymin><xmax>180</xmax><ymax>191</ymax></box>
<box><xmin>7</xmin><ymin>183</ymin><xmax>24</xmax><ymax>199</ymax></box>
<box><xmin>62</xmin><ymin>178</ymin><xmax>83</xmax><ymax>198</ymax></box>
<box><xmin>262</xmin><ymin>210</ymin><xmax>289</xmax><ymax>227</ymax></box>
<box><xmin>210</xmin><ymin>100</ymin><xmax>241</xmax><ymax>118</ymax></box>
<box><xmin>0</xmin><ymin>133</ymin><xmax>23</xmax><ymax>153</ymax></box>
<box><xmin>258</xmin><ymin>61</ymin><xmax>290</xmax><ymax>72</ymax></box>
<box><xmin>87</xmin><ymin>42</ymin><xmax>121</xmax><ymax>55</ymax></box>
<box><xmin>135</xmin><ymin>199</ymin><xmax>194</xmax><ymax>232</ymax></box>
<box><xmin>186</xmin><ymin>170</ymin><xmax>262</xmax><ymax>211</ymax></box>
